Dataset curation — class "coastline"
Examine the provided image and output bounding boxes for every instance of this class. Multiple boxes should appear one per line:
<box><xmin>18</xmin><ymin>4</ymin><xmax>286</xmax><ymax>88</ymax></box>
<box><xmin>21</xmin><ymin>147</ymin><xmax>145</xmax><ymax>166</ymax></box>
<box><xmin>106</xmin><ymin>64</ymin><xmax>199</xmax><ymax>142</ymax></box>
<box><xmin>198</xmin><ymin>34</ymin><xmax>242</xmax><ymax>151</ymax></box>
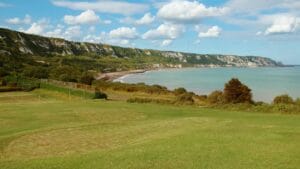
<box><xmin>96</xmin><ymin>69</ymin><xmax>148</xmax><ymax>81</ymax></box>
<box><xmin>98</xmin><ymin>65</ymin><xmax>286</xmax><ymax>82</ymax></box>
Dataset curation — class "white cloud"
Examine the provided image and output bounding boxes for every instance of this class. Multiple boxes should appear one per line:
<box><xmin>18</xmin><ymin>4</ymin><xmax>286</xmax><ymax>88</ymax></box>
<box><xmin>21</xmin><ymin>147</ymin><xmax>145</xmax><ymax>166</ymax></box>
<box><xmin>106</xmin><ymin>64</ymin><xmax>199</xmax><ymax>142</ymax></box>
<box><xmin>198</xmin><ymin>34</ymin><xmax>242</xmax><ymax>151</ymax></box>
<box><xmin>198</xmin><ymin>26</ymin><xmax>222</xmax><ymax>38</ymax></box>
<box><xmin>45</xmin><ymin>25</ymin><xmax>65</xmax><ymax>38</ymax></box>
<box><xmin>64</xmin><ymin>26</ymin><xmax>81</xmax><ymax>40</ymax></box>
<box><xmin>0</xmin><ymin>2</ymin><xmax>11</xmax><ymax>7</ymax></box>
<box><xmin>256</xmin><ymin>31</ymin><xmax>262</xmax><ymax>36</ymax></box>
<box><xmin>103</xmin><ymin>20</ymin><xmax>112</xmax><ymax>25</ymax></box>
<box><xmin>161</xmin><ymin>39</ymin><xmax>173</xmax><ymax>46</ymax></box>
<box><xmin>136</xmin><ymin>13</ymin><xmax>155</xmax><ymax>25</ymax></box>
<box><xmin>157</xmin><ymin>0</ymin><xmax>228</xmax><ymax>23</ymax></box>
<box><xmin>44</xmin><ymin>24</ymin><xmax>81</xmax><ymax>41</ymax></box>
<box><xmin>142</xmin><ymin>23</ymin><xmax>185</xmax><ymax>40</ymax></box>
<box><xmin>226</xmin><ymin>0</ymin><xmax>300</xmax><ymax>14</ymax></box>
<box><xmin>52</xmin><ymin>0</ymin><xmax>149</xmax><ymax>15</ymax></box>
<box><xmin>92</xmin><ymin>27</ymin><xmax>139</xmax><ymax>47</ymax></box>
<box><xmin>119</xmin><ymin>13</ymin><xmax>154</xmax><ymax>25</ymax></box>
<box><xmin>83</xmin><ymin>34</ymin><xmax>102</xmax><ymax>43</ymax></box>
<box><xmin>64</xmin><ymin>10</ymin><xmax>99</xmax><ymax>25</ymax></box>
<box><xmin>109</xmin><ymin>27</ymin><xmax>138</xmax><ymax>39</ymax></box>
<box><xmin>225</xmin><ymin>0</ymin><xmax>276</xmax><ymax>14</ymax></box>
<box><xmin>25</xmin><ymin>20</ymin><xmax>48</xmax><ymax>35</ymax></box>
<box><xmin>119</xmin><ymin>17</ymin><xmax>135</xmax><ymax>24</ymax></box>
<box><xmin>264</xmin><ymin>15</ymin><xmax>299</xmax><ymax>35</ymax></box>
<box><xmin>6</xmin><ymin>15</ymin><xmax>31</xmax><ymax>25</ymax></box>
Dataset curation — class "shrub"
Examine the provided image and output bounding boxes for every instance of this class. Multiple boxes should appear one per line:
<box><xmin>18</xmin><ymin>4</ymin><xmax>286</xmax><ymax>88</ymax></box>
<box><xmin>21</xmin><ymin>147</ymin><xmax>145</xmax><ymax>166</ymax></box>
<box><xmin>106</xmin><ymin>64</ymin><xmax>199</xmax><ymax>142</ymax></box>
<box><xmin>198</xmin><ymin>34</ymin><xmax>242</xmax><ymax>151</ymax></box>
<box><xmin>223</xmin><ymin>78</ymin><xmax>253</xmax><ymax>104</ymax></box>
<box><xmin>23</xmin><ymin>66</ymin><xmax>49</xmax><ymax>79</ymax></box>
<box><xmin>175</xmin><ymin>92</ymin><xmax>194</xmax><ymax>105</ymax></box>
<box><xmin>273</xmin><ymin>94</ymin><xmax>294</xmax><ymax>105</ymax></box>
<box><xmin>208</xmin><ymin>90</ymin><xmax>223</xmax><ymax>104</ymax></box>
<box><xmin>50</xmin><ymin>66</ymin><xmax>80</xmax><ymax>82</ymax></box>
<box><xmin>195</xmin><ymin>94</ymin><xmax>207</xmax><ymax>102</ymax></box>
<box><xmin>0</xmin><ymin>87</ymin><xmax>22</xmax><ymax>92</ymax></box>
<box><xmin>1</xmin><ymin>79</ymin><xmax>7</xmax><ymax>86</ymax></box>
<box><xmin>127</xmin><ymin>97</ymin><xmax>171</xmax><ymax>104</ymax></box>
<box><xmin>272</xmin><ymin>104</ymin><xmax>300</xmax><ymax>114</ymax></box>
<box><xmin>295</xmin><ymin>98</ymin><xmax>300</xmax><ymax>105</ymax></box>
<box><xmin>174</xmin><ymin>87</ymin><xmax>187</xmax><ymax>95</ymax></box>
<box><xmin>80</xmin><ymin>72</ymin><xmax>95</xmax><ymax>85</ymax></box>
<box><xmin>0</xmin><ymin>67</ymin><xmax>8</xmax><ymax>77</ymax></box>
<box><xmin>93</xmin><ymin>89</ymin><xmax>107</xmax><ymax>100</ymax></box>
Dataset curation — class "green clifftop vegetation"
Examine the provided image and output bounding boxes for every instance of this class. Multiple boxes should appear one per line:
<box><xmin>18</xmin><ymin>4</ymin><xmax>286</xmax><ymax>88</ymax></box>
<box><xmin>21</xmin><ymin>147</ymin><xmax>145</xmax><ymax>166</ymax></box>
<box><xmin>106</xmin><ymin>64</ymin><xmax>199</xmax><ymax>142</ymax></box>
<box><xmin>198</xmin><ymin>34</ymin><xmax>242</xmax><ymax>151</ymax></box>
<box><xmin>0</xmin><ymin>27</ymin><xmax>283</xmax><ymax>83</ymax></box>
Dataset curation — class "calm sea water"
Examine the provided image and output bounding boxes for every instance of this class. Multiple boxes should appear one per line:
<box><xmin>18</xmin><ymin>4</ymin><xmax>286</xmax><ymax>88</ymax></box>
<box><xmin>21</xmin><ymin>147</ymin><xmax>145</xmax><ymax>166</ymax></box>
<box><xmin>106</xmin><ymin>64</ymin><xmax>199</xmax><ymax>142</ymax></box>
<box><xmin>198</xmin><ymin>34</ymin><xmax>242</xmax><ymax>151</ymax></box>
<box><xmin>116</xmin><ymin>66</ymin><xmax>300</xmax><ymax>102</ymax></box>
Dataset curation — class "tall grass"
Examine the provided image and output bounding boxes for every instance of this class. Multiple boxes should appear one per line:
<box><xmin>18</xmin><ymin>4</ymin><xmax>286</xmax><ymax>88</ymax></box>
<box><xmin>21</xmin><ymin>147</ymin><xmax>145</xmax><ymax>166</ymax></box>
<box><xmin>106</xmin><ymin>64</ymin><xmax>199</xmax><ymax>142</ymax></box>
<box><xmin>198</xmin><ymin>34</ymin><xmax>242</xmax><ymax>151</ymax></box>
<box><xmin>40</xmin><ymin>82</ymin><xmax>94</xmax><ymax>99</ymax></box>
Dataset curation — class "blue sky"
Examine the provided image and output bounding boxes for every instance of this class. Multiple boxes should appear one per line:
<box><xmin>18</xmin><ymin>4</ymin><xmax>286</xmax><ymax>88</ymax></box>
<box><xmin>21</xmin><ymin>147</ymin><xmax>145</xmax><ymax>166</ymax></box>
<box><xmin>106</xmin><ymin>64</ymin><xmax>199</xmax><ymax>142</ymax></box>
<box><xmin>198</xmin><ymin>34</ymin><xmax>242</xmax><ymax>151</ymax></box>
<box><xmin>1</xmin><ymin>0</ymin><xmax>300</xmax><ymax>64</ymax></box>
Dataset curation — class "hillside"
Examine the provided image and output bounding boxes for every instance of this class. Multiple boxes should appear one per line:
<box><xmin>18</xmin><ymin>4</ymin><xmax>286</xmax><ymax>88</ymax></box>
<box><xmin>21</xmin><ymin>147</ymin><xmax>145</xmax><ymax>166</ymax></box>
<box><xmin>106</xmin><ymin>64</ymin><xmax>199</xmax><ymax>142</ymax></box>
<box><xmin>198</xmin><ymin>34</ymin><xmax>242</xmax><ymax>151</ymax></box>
<box><xmin>0</xmin><ymin>28</ymin><xmax>282</xmax><ymax>68</ymax></box>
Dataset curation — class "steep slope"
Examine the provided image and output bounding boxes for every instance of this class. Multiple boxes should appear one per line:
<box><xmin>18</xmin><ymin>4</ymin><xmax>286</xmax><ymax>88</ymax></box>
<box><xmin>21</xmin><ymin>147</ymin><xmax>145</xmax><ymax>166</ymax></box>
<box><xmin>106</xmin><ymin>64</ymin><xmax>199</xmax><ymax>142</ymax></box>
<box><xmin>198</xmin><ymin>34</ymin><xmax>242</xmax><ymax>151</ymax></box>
<box><xmin>0</xmin><ymin>28</ymin><xmax>282</xmax><ymax>67</ymax></box>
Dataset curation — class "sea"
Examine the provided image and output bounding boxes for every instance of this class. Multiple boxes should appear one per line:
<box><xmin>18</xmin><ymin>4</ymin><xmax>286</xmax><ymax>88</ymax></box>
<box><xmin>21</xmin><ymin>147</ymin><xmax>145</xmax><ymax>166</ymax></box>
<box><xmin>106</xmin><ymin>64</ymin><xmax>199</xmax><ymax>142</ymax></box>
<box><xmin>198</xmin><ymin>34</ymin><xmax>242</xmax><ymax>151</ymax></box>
<box><xmin>115</xmin><ymin>66</ymin><xmax>300</xmax><ymax>102</ymax></box>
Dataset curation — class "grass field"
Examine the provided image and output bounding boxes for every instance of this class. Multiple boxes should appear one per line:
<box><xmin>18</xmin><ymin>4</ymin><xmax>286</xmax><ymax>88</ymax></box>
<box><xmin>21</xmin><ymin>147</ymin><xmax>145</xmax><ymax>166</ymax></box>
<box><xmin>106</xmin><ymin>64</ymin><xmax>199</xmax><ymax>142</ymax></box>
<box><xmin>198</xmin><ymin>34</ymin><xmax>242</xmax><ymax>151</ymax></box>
<box><xmin>0</xmin><ymin>90</ymin><xmax>300</xmax><ymax>169</ymax></box>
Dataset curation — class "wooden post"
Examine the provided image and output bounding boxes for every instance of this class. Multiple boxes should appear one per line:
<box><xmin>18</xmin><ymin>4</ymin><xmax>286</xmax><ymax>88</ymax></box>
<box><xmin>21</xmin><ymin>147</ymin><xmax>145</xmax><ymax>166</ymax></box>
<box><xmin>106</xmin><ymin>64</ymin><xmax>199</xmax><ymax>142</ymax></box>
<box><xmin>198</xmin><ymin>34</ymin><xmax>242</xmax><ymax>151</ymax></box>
<box><xmin>69</xmin><ymin>87</ymin><xmax>71</xmax><ymax>101</ymax></box>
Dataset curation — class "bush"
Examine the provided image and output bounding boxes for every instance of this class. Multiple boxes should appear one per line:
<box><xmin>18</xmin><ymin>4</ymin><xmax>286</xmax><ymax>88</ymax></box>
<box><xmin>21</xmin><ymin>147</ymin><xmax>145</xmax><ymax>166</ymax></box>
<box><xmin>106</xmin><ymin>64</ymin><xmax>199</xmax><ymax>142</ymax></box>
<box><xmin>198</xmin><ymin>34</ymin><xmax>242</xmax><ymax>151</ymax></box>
<box><xmin>0</xmin><ymin>67</ymin><xmax>8</xmax><ymax>77</ymax></box>
<box><xmin>295</xmin><ymin>98</ymin><xmax>300</xmax><ymax>105</ymax></box>
<box><xmin>0</xmin><ymin>87</ymin><xmax>22</xmax><ymax>92</ymax></box>
<box><xmin>94</xmin><ymin>80</ymin><xmax>170</xmax><ymax>95</ymax></box>
<box><xmin>223</xmin><ymin>78</ymin><xmax>253</xmax><ymax>104</ymax></box>
<box><xmin>23</xmin><ymin>66</ymin><xmax>49</xmax><ymax>79</ymax></box>
<box><xmin>272</xmin><ymin>104</ymin><xmax>300</xmax><ymax>114</ymax></box>
<box><xmin>174</xmin><ymin>87</ymin><xmax>187</xmax><ymax>95</ymax></box>
<box><xmin>3</xmin><ymin>75</ymin><xmax>40</xmax><ymax>91</ymax></box>
<box><xmin>93</xmin><ymin>90</ymin><xmax>107</xmax><ymax>100</ymax></box>
<box><xmin>1</xmin><ymin>79</ymin><xmax>7</xmax><ymax>86</ymax></box>
<box><xmin>208</xmin><ymin>90</ymin><xmax>223</xmax><ymax>104</ymax></box>
<box><xmin>273</xmin><ymin>94</ymin><xmax>294</xmax><ymax>105</ymax></box>
<box><xmin>50</xmin><ymin>66</ymin><xmax>80</xmax><ymax>82</ymax></box>
<box><xmin>127</xmin><ymin>97</ymin><xmax>171</xmax><ymax>104</ymax></box>
<box><xmin>80</xmin><ymin>72</ymin><xmax>95</xmax><ymax>85</ymax></box>
<box><xmin>175</xmin><ymin>92</ymin><xmax>194</xmax><ymax>105</ymax></box>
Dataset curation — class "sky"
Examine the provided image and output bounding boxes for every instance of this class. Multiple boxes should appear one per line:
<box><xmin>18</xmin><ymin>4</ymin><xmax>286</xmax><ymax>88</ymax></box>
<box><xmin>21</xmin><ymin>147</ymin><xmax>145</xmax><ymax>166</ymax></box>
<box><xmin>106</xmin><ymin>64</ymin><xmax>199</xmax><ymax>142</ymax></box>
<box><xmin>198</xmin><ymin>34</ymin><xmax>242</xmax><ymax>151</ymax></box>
<box><xmin>0</xmin><ymin>0</ymin><xmax>300</xmax><ymax>64</ymax></box>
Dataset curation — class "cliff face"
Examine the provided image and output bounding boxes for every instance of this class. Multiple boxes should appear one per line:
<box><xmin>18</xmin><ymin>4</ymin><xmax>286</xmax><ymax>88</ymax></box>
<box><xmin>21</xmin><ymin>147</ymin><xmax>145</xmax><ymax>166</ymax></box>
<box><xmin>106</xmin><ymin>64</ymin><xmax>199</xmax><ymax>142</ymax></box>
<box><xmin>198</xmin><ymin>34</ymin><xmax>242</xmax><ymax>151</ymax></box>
<box><xmin>0</xmin><ymin>28</ymin><xmax>282</xmax><ymax>67</ymax></box>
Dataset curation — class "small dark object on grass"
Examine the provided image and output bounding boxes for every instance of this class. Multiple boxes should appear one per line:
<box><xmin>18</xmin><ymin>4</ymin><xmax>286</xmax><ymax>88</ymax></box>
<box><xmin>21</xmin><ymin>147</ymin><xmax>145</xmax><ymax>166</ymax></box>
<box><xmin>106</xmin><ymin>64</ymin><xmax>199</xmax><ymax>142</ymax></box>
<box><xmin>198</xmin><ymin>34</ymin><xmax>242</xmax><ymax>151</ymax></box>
<box><xmin>94</xmin><ymin>90</ymin><xmax>107</xmax><ymax>100</ymax></box>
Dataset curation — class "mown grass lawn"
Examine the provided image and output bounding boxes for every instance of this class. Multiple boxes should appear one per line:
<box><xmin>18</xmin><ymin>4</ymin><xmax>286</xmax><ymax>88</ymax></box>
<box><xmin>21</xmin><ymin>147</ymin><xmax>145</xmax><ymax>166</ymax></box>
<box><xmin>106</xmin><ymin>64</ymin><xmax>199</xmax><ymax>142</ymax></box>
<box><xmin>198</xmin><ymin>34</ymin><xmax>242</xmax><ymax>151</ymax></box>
<box><xmin>0</xmin><ymin>90</ymin><xmax>299</xmax><ymax>169</ymax></box>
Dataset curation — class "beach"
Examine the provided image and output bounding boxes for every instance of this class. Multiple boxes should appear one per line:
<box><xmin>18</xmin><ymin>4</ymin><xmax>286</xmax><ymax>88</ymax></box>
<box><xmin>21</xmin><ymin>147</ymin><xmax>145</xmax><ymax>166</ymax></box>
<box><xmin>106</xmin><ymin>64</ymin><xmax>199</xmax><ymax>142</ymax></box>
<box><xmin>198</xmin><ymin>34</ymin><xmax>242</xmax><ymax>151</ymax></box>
<box><xmin>96</xmin><ymin>69</ymin><xmax>147</xmax><ymax>81</ymax></box>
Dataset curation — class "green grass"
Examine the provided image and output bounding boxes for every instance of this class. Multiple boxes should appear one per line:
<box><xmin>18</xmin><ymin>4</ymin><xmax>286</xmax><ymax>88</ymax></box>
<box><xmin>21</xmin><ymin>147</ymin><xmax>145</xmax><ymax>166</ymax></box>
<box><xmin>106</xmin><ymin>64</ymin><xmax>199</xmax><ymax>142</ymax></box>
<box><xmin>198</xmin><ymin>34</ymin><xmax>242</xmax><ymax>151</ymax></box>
<box><xmin>0</xmin><ymin>90</ymin><xmax>299</xmax><ymax>169</ymax></box>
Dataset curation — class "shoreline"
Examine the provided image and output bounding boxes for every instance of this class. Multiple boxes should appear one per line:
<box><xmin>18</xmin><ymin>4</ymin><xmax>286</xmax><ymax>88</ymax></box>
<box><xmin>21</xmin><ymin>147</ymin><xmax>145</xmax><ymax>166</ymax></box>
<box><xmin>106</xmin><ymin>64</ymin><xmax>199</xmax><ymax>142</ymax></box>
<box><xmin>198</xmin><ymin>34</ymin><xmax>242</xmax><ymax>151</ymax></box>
<box><xmin>97</xmin><ymin>65</ymin><xmax>289</xmax><ymax>82</ymax></box>
<box><xmin>96</xmin><ymin>69</ymin><xmax>149</xmax><ymax>81</ymax></box>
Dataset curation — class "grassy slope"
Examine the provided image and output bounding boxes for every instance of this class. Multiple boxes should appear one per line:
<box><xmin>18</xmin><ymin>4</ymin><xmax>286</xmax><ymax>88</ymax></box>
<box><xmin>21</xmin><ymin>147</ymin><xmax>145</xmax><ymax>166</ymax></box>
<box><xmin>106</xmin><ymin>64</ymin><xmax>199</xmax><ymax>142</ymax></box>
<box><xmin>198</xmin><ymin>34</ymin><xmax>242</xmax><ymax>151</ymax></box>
<box><xmin>0</xmin><ymin>90</ymin><xmax>299</xmax><ymax>169</ymax></box>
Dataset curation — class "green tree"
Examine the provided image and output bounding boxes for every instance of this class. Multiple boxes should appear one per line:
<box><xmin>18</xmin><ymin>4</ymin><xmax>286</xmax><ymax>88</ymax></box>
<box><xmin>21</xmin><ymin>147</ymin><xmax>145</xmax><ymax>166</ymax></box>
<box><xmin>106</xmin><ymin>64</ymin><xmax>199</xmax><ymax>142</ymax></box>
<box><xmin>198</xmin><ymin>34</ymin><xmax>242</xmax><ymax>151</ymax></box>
<box><xmin>223</xmin><ymin>78</ymin><xmax>253</xmax><ymax>104</ymax></box>
<box><xmin>296</xmin><ymin>98</ymin><xmax>300</xmax><ymax>105</ymax></box>
<box><xmin>273</xmin><ymin>94</ymin><xmax>294</xmax><ymax>104</ymax></box>
<box><xmin>79</xmin><ymin>72</ymin><xmax>95</xmax><ymax>85</ymax></box>
<box><xmin>174</xmin><ymin>87</ymin><xmax>187</xmax><ymax>96</ymax></box>
<box><xmin>23</xmin><ymin>66</ymin><xmax>49</xmax><ymax>79</ymax></box>
<box><xmin>175</xmin><ymin>92</ymin><xmax>194</xmax><ymax>105</ymax></box>
<box><xmin>50</xmin><ymin>66</ymin><xmax>80</xmax><ymax>82</ymax></box>
<box><xmin>208</xmin><ymin>90</ymin><xmax>223</xmax><ymax>104</ymax></box>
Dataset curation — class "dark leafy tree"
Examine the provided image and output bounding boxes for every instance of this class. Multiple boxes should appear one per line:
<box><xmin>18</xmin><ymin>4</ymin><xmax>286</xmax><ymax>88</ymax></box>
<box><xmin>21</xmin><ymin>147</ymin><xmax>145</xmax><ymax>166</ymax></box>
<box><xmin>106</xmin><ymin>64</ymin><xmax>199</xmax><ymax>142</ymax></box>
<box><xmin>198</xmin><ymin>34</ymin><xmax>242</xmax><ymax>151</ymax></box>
<box><xmin>208</xmin><ymin>90</ymin><xmax>223</xmax><ymax>104</ymax></box>
<box><xmin>273</xmin><ymin>94</ymin><xmax>294</xmax><ymax>104</ymax></box>
<box><xmin>50</xmin><ymin>66</ymin><xmax>80</xmax><ymax>82</ymax></box>
<box><xmin>79</xmin><ymin>72</ymin><xmax>95</xmax><ymax>85</ymax></box>
<box><xmin>23</xmin><ymin>66</ymin><xmax>49</xmax><ymax>79</ymax></box>
<box><xmin>296</xmin><ymin>98</ymin><xmax>300</xmax><ymax>105</ymax></box>
<box><xmin>174</xmin><ymin>87</ymin><xmax>187</xmax><ymax>96</ymax></box>
<box><xmin>175</xmin><ymin>92</ymin><xmax>194</xmax><ymax>104</ymax></box>
<box><xmin>223</xmin><ymin>78</ymin><xmax>253</xmax><ymax>104</ymax></box>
